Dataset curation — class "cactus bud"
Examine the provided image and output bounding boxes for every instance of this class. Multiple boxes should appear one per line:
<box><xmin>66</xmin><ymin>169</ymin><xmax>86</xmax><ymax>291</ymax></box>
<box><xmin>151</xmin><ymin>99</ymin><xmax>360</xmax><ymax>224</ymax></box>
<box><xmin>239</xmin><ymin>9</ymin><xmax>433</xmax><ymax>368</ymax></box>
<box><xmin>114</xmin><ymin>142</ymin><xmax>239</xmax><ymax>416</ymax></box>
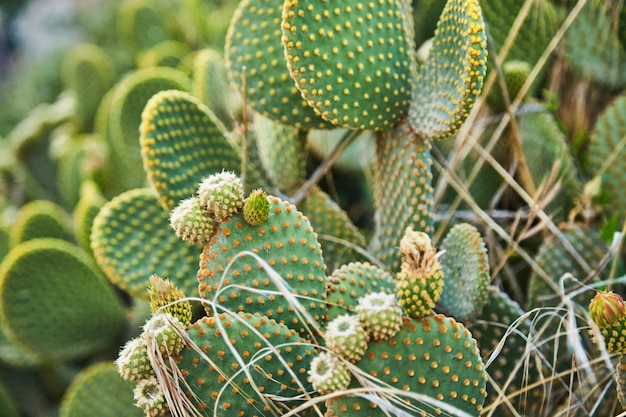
<box><xmin>243</xmin><ymin>188</ymin><xmax>270</xmax><ymax>225</ymax></box>
<box><xmin>308</xmin><ymin>352</ymin><xmax>351</xmax><ymax>395</ymax></box>
<box><xmin>133</xmin><ymin>377</ymin><xmax>169</xmax><ymax>417</ymax></box>
<box><xmin>169</xmin><ymin>197</ymin><xmax>216</xmax><ymax>245</ymax></box>
<box><xmin>589</xmin><ymin>291</ymin><xmax>626</xmax><ymax>328</ymax></box>
<box><xmin>325</xmin><ymin>314</ymin><xmax>369</xmax><ymax>363</ymax></box>
<box><xmin>396</xmin><ymin>227</ymin><xmax>444</xmax><ymax>318</ymax></box>
<box><xmin>143</xmin><ymin>313</ymin><xmax>186</xmax><ymax>356</ymax></box>
<box><xmin>355</xmin><ymin>292</ymin><xmax>403</xmax><ymax>340</ymax></box>
<box><xmin>197</xmin><ymin>170</ymin><xmax>244</xmax><ymax>221</ymax></box>
<box><xmin>116</xmin><ymin>337</ymin><xmax>154</xmax><ymax>382</ymax></box>
<box><xmin>148</xmin><ymin>275</ymin><xmax>193</xmax><ymax>327</ymax></box>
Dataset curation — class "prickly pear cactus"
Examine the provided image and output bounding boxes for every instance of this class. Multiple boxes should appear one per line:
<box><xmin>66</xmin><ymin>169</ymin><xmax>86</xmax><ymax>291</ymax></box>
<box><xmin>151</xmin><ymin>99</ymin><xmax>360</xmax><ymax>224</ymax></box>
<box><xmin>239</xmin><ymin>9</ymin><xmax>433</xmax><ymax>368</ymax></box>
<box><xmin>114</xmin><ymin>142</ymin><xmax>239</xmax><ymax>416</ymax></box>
<box><xmin>197</xmin><ymin>193</ymin><xmax>327</xmax><ymax>334</ymax></box>
<box><xmin>325</xmin><ymin>315</ymin><xmax>488</xmax><ymax>417</ymax></box>
<box><xmin>139</xmin><ymin>89</ymin><xmax>239</xmax><ymax>211</ymax></box>
<box><xmin>91</xmin><ymin>188</ymin><xmax>201</xmax><ymax>298</ymax></box>
<box><xmin>171</xmin><ymin>312</ymin><xmax>316</xmax><ymax>417</ymax></box>
<box><xmin>438</xmin><ymin>223</ymin><xmax>490</xmax><ymax>320</ymax></box>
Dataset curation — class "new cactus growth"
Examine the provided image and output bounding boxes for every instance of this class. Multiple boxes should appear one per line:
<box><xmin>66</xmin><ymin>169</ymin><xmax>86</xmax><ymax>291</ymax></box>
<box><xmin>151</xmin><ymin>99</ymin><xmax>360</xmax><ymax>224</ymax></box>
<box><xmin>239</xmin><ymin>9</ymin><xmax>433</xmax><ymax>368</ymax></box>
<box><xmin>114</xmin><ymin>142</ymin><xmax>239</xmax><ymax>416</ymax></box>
<box><xmin>396</xmin><ymin>227</ymin><xmax>444</xmax><ymax>318</ymax></box>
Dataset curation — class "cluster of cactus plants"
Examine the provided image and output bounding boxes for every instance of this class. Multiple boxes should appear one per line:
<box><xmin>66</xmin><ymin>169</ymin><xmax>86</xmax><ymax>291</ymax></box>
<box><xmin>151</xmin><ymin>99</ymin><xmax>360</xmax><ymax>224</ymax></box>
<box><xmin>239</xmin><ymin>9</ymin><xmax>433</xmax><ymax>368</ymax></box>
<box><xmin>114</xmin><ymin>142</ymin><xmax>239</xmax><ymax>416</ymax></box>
<box><xmin>0</xmin><ymin>0</ymin><xmax>625</xmax><ymax>416</ymax></box>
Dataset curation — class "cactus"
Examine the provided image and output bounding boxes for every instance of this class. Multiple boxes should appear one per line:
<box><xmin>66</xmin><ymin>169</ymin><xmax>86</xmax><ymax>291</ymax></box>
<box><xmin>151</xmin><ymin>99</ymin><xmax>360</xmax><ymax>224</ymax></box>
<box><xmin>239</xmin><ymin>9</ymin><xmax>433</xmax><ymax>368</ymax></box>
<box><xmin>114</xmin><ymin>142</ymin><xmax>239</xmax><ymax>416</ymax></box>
<box><xmin>11</xmin><ymin>0</ymin><xmax>626</xmax><ymax>414</ymax></box>
<box><xmin>326</xmin><ymin>315</ymin><xmax>487</xmax><ymax>417</ymax></box>
<box><xmin>60</xmin><ymin>362</ymin><xmax>143</xmax><ymax>417</ymax></box>
<box><xmin>0</xmin><ymin>238</ymin><xmax>126</xmax><ymax>362</ymax></box>
<box><xmin>438</xmin><ymin>223</ymin><xmax>490</xmax><ymax>320</ymax></box>
<box><xmin>587</xmin><ymin>92</ymin><xmax>626</xmax><ymax>225</ymax></box>
<box><xmin>91</xmin><ymin>188</ymin><xmax>201</xmax><ymax>298</ymax></box>
<box><xmin>225</xmin><ymin>0</ymin><xmax>328</xmax><ymax>129</ymax></box>
<box><xmin>9</xmin><ymin>199</ymin><xmax>73</xmax><ymax>247</ymax></box>
<box><xmin>564</xmin><ymin>0</ymin><xmax>626</xmax><ymax>89</ymax></box>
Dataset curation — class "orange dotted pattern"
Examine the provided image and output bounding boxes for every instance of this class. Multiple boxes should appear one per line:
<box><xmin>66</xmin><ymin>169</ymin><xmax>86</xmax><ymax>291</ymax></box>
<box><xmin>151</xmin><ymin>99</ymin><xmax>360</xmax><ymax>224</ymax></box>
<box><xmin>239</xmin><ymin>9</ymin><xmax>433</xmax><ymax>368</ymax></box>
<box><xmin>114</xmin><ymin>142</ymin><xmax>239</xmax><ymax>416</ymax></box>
<box><xmin>326</xmin><ymin>315</ymin><xmax>487</xmax><ymax>416</ymax></box>
<box><xmin>198</xmin><ymin>196</ymin><xmax>327</xmax><ymax>334</ymax></box>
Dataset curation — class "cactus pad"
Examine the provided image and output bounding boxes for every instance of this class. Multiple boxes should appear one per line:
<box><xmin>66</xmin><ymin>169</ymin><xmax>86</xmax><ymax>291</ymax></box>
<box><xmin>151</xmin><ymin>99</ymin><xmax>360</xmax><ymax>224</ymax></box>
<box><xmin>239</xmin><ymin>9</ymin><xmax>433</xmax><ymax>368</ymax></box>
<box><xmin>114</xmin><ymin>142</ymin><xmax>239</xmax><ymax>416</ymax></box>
<box><xmin>91</xmin><ymin>188</ymin><xmax>201</xmax><ymax>298</ymax></box>
<box><xmin>0</xmin><ymin>238</ymin><xmax>126</xmax><ymax>362</ymax></box>
<box><xmin>438</xmin><ymin>223</ymin><xmax>490</xmax><ymax>320</ymax></box>
<box><xmin>409</xmin><ymin>0</ymin><xmax>488</xmax><ymax>140</ymax></box>
<box><xmin>197</xmin><ymin>195</ymin><xmax>327</xmax><ymax>334</ymax></box>
<box><xmin>59</xmin><ymin>362</ymin><xmax>144</xmax><ymax>417</ymax></box>
<box><xmin>300</xmin><ymin>186</ymin><xmax>367</xmax><ymax>273</ymax></box>
<box><xmin>369</xmin><ymin>119</ymin><xmax>434</xmax><ymax>271</ymax></box>
<box><xmin>225</xmin><ymin>0</ymin><xmax>328</xmax><ymax>129</ymax></box>
<box><xmin>587</xmin><ymin>93</ymin><xmax>626</xmax><ymax>224</ymax></box>
<box><xmin>175</xmin><ymin>312</ymin><xmax>315</xmax><ymax>416</ymax></box>
<box><xmin>282</xmin><ymin>0</ymin><xmax>415</xmax><ymax>129</ymax></box>
<box><xmin>326</xmin><ymin>315</ymin><xmax>487</xmax><ymax>417</ymax></box>
<box><xmin>326</xmin><ymin>262</ymin><xmax>396</xmax><ymax>322</ymax></box>
<box><xmin>140</xmin><ymin>90</ymin><xmax>241</xmax><ymax>211</ymax></box>
<box><xmin>10</xmin><ymin>200</ymin><xmax>73</xmax><ymax>247</ymax></box>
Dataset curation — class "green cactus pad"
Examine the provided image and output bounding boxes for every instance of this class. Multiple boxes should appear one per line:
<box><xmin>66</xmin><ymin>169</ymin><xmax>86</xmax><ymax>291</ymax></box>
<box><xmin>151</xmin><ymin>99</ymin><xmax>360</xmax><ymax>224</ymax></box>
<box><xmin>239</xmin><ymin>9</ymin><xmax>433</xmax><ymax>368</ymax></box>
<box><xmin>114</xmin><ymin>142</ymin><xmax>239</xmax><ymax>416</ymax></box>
<box><xmin>564</xmin><ymin>0</ymin><xmax>626</xmax><ymax>88</ymax></box>
<box><xmin>282</xmin><ymin>0</ymin><xmax>415</xmax><ymax>129</ymax></box>
<box><xmin>61</xmin><ymin>43</ymin><xmax>115</xmax><ymax>131</ymax></box>
<box><xmin>587</xmin><ymin>93</ymin><xmax>626</xmax><ymax>224</ymax></box>
<box><xmin>176</xmin><ymin>312</ymin><xmax>315</xmax><ymax>416</ymax></box>
<box><xmin>481</xmin><ymin>0</ymin><xmax>558</xmax><ymax>69</ymax></box>
<box><xmin>10</xmin><ymin>200</ymin><xmax>73</xmax><ymax>247</ymax></box>
<box><xmin>192</xmin><ymin>48</ymin><xmax>241</xmax><ymax>130</ymax></box>
<box><xmin>59</xmin><ymin>362</ymin><xmax>144</xmax><ymax>417</ymax></box>
<box><xmin>91</xmin><ymin>188</ymin><xmax>201</xmax><ymax>298</ymax></box>
<box><xmin>107</xmin><ymin>68</ymin><xmax>189</xmax><ymax>191</ymax></box>
<box><xmin>140</xmin><ymin>89</ymin><xmax>240</xmax><ymax>211</ymax></box>
<box><xmin>73</xmin><ymin>183</ymin><xmax>107</xmax><ymax>255</ymax></box>
<box><xmin>0</xmin><ymin>238</ymin><xmax>126</xmax><ymax>362</ymax></box>
<box><xmin>116</xmin><ymin>0</ymin><xmax>180</xmax><ymax>52</ymax></box>
<box><xmin>486</xmin><ymin>60</ymin><xmax>532</xmax><ymax>112</ymax></box>
<box><xmin>225</xmin><ymin>0</ymin><xmax>328</xmax><ymax>129</ymax></box>
<box><xmin>527</xmin><ymin>224</ymin><xmax>610</xmax><ymax>310</ymax></box>
<box><xmin>518</xmin><ymin>108</ymin><xmax>581</xmax><ymax>221</ymax></box>
<box><xmin>198</xmin><ymin>195</ymin><xmax>327</xmax><ymax>333</ymax></box>
<box><xmin>369</xmin><ymin>119</ymin><xmax>434</xmax><ymax>271</ymax></box>
<box><xmin>300</xmin><ymin>186</ymin><xmax>367</xmax><ymax>273</ymax></box>
<box><xmin>438</xmin><ymin>223</ymin><xmax>490</xmax><ymax>321</ymax></box>
<box><xmin>326</xmin><ymin>315</ymin><xmax>487</xmax><ymax>417</ymax></box>
<box><xmin>326</xmin><ymin>262</ymin><xmax>396</xmax><ymax>323</ymax></box>
<box><xmin>409</xmin><ymin>0</ymin><xmax>488</xmax><ymax>140</ymax></box>
<box><xmin>137</xmin><ymin>40</ymin><xmax>191</xmax><ymax>69</ymax></box>
<box><xmin>253</xmin><ymin>114</ymin><xmax>307</xmax><ymax>192</ymax></box>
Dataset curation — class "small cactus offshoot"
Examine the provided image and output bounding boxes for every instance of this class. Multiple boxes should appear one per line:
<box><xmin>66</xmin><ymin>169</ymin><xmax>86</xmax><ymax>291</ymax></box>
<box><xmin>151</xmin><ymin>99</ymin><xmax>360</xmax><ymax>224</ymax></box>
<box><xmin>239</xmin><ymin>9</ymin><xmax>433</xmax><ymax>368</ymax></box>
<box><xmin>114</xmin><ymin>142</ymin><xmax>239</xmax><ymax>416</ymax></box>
<box><xmin>308</xmin><ymin>352</ymin><xmax>351</xmax><ymax>395</ymax></box>
<box><xmin>325</xmin><ymin>314</ymin><xmax>369</xmax><ymax>363</ymax></box>
<box><xmin>355</xmin><ymin>291</ymin><xmax>403</xmax><ymax>341</ymax></box>
<box><xmin>243</xmin><ymin>188</ymin><xmax>270</xmax><ymax>225</ymax></box>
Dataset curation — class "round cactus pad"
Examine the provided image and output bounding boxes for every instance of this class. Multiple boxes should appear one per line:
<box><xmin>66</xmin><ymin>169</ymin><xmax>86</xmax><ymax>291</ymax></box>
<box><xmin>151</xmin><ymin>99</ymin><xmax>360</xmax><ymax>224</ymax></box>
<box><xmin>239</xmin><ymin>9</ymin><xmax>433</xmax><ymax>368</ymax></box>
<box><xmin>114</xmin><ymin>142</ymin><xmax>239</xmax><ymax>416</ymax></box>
<box><xmin>0</xmin><ymin>239</ymin><xmax>126</xmax><ymax>362</ymax></box>
<box><xmin>326</xmin><ymin>315</ymin><xmax>487</xmax><ymax>416</ymax></box>
<box><xmin>176</xmin><ymin>312</ymin><xmax>315</xmax><ymax>416</ymax></box>
<box><xmin>198</xmin><ymin>195</ymin><xmax>327</xmax><ymax>334</ymax></box>
<box><xmin>409</xmin><ymin>0</ymin><xmax>487</xmax><ymax>140</ymax></box>
<box><xmin>91</xmin><ymin>188</ymin><xmax>201</xmax><ymax>298</ymax></box>
<box><xmin>140</xmin><ymin>90</ymin><xmax>241</xmax><ymax>211</ymax></box>
<box><xmin>225</xmin><ymin>0</ymin><xmax>328</xmax><ymax>128</ymax></box>
<box><xmin>282</xmin><ymin>0</ymin><xmax>415</xmax><ymax>129</ymax></box>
